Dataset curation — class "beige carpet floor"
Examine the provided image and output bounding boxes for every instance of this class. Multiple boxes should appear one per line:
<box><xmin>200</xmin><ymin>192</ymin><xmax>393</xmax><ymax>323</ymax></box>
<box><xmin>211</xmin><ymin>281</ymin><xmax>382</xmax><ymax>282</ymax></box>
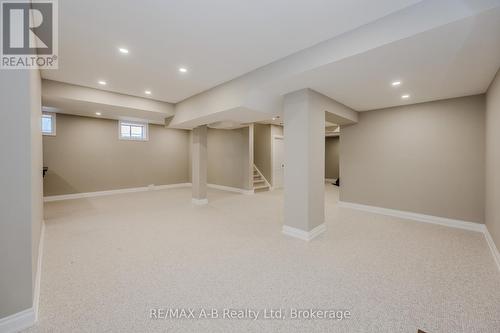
<box><xmin>24</xmin><ymin>185</ymin><xmax>500</xmax><ymax>333</ymax></box>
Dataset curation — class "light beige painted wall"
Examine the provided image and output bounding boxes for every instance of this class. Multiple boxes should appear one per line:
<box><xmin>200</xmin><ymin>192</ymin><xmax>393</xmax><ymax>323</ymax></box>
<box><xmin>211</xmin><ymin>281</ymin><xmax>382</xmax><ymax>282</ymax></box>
<box><xmin>207</xmin><ymin>127</ymin><xmax>251</xmax><ymax>190</ymax></box>
<box><xmin>0</xmin><ymin>70</ymin><xmax>42</xmax><ymax>318</ymax></box>
<box><xmin>486</xmin><ymin>69</ymin><xmax>500</xmax><ymax>249</ymax></box>
<box><xmin>253</xmin><ymin>124</ymin><xmax>283</xmax><ymax>185</ymax></box>
<box><xmin>247</xmin><ymin>124</ymin><xmax>254</xmax><ymax>190</ymax></box>
<box><xmin>253</xmin><ymin>124</ymin><xmax>272</xmax><ymax>182</ymax></box>
<box><xmin>187</xmin><ymin>131</ymin><xmax>193</xmax><ymax>183</ymax></box>
<box><xmin>30</xmin><ymin>70</ymin><xmax>44</xmax><ymax>294</ymax></box>
<box><xmin>270</xmin><ymin>125</ymin><xmax>284</xmax><ymax>187</ymax></box>
<box><xmin>341</xmin><ymin>95</ymin><xmax>485</xmax><ymax>223</ymax></box>
<box><xmin>191</xmin><ymin>126</ymin><xmax>208</xmax><ymax>200</ymax></box>
<box><xmin>325</xmin><ymin>136</ymin><xmax>340</xmax><ymax>179</ymax></box>
<box><xmin>43</xmin><ymin>114</ymin><xmax>190</xmax><ymax>196</ymax></box>
<box><xmin>271</xmin><ymin>124</ymin><xmax>283</xmax><ymax>137</ymax></box>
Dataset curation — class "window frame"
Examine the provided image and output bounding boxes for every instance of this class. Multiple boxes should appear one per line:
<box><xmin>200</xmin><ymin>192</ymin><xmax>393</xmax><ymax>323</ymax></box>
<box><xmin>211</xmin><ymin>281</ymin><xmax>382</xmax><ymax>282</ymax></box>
<box><xmin>41</xmin><ymin>112</ymin><xmax>56</xmax><ymax>136</ymax></box>
<box><xmin>118</xmin><ymin>120</ymin><xmax>149</xmax><ymax>141</ymax></box>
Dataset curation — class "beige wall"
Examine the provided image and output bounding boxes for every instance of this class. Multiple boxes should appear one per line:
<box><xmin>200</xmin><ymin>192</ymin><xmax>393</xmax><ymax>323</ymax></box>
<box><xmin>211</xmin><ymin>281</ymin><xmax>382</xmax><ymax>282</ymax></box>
<box><xmin>30</xmin><ymin>70</ymin><xmax>44</xmax><ymax>295</ymax></box>
<box><xmin>207</xmin><ymin>127</ymin><xmax>251</xmax><ymax>189</ymax></box>
<box><xmin>341</xmin><ymin>95</ymin><xmax>485</xmax><ymax>223</ymax></box>
<box><xmin>0</xmin><ymin>70</ymin><xmax>42</xmax><ymax>318</ymax></box>
<box><xmin>253</xmin><ymin>124</ymin><xmax>272</xmax><ymax>182</ymax></box>
<box><xmin>325</xmin><ymin>136</ymin><xmax>340</xmax><ymax>179</ymax></box>
<box><xmin>486</xmin><ymin>70</ymin><xmax>500</xmax><ymax>248</ymax></box>
<box><xmin>270</xmin><ymin>125</ymin><xmax>284</xmax><ymax>186</ymax></box>
<box><xmin>270</xmin><ymin>124</ymin><xmax>283</xmax><ymax>137</ymax></box>
<box><xmin>253</xmin><ymin>124</ymin><xmax>283</xmax><ymax>185</ymax></box>
<box><xmin>247</xmin><ymin>125</ymin><xmax>254</xmax><ymax>190</ymax></box>
<box><xmin>43</xmin><ymin>114</ymin><xmax>190</xmax><ymax>196</ymax></box>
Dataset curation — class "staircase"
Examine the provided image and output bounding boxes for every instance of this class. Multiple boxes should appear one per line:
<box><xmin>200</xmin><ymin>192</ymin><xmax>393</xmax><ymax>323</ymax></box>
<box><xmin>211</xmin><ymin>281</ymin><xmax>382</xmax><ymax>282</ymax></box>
<box><xmin>253</xmin><ymin>166</ymin><xmax>270</xmax><ymax>192</ymax></box>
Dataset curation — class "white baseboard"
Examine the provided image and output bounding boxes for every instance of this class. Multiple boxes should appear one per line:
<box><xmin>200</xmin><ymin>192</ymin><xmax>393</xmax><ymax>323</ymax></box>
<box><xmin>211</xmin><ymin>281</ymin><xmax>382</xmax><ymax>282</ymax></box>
<box><xmin>325</xmin><ymin>178</ymin><xmax>337</xmax><ymax>183</ymax></box>
<box><xmin>207</xmin><ymin>184</ymin><xmax>254</xmax><ymax>195</ymax></box>
<box><xmin>484</xmin><ymin>228</ymin><xmax>500</xmax><ymax>271</ymax></box>
<box><xmin>0</xmin><ymin>308</ymin><xmax>35</xmax><ymax>333</ymax></box>
<box><xmin>282</xmin><ymin>223</ymin><xmax>326</xmax><ymax>241</ymax></box>
<box><xmin>338</xmin><ymin>200</ymin><xmax>500</xmax><ymax>271</ymax></box>
<box><xmin>33</xmin><ymin>221</ymin><xmax>45</xmax><ymax>321</ymax></box>
<box><xmin>0</xmin><ymin>222</ymin><xmax>45</xmax><ymax>333</ymax></box>
<box><xmin>43</xmin><ymin>183</ymin><xmax>256</xmax><ymax>202</ymax></box>
<box><xmin>43</xmin><ymin>183</ymin><xmax>192</xmax><ymax>202</ymax></box>
<box><xmin>337</xmin><ymin>201</ymin><xmax>485</xmax><ymax>233</ymax></box>
<box><xmin>153</xmin><ymin>183</ymin><xmax>192</xmax><ymax>191</ymax></box>
<box><xmin>191</xmin><ymin>198</ymin><xmax>209</xmax><ymax>205</ymax></box>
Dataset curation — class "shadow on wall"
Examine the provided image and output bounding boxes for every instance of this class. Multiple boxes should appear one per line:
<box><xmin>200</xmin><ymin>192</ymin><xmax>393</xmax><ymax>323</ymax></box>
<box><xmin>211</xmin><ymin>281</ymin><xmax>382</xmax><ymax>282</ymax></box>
<box><xmin>42</xmin><ymin>170</ymin><xmax>99</xmax><ymax>221</ymax></box>
<box><xmin>325</xmin><ymin>136</ymin><xmax>339</xmax><ymax>180</ymax></box>
<box><xmin>43</xmin><ymin>170</ymin><xmax>78</xmax><ymax>196</ymax></box>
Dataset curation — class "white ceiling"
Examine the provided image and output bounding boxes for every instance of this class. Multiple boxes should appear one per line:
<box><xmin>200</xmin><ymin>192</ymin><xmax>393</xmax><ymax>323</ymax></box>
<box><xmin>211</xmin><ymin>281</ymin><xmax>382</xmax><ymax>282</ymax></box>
<box><xmin>272</xmin><ymin>6</ymin><xmax>500</xmax><ymax>111</ymax></box>
<box><xmin>41</xmin><ymin>0</ymin><xmax>422</xmax><ymax>103</ymax></box>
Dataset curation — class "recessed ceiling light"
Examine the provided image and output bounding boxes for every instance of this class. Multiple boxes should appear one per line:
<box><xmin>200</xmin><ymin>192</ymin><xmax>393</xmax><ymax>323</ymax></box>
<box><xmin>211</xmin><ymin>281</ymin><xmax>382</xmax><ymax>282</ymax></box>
<box><xmin>272</xmin><ymin>117</ymin><xmax>277</xmax><ymax>120</ymax></box>
<box><xmin>95</xmin><ymin>112</ymin><xmax>102</xmax><ymax>116</ymax></box>
<box><xmin>179</xmin><ymin>67</ymin><xmax>188</xmax><ymax>73</ymax></box>
<box><xmin>98</xmin><ymin>80</ymin><xmax>107</xmax><ymax>85</ymax></box>
<box><xmin>145</xmin><ymin>90</ymin><xmax>152</xmax><ymax>95</ymax></box>
<box><xmin>401</xmin><ymin>94</ymin><xmax>410</xmax><ymax>99</ymax></box>
<box><xmin>118</xmin><ymin>48</ymin><xmax>129</xmax><ymax>54</ymax></box>
<box><xmin>392</xmin><ymin>81</ymin><xmax>402</xmax><ymax>86</ymax></box>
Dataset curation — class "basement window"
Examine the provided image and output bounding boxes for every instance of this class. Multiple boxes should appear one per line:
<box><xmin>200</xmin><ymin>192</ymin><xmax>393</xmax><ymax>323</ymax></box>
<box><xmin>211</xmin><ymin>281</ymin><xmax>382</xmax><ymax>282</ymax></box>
<box><xmin>41</xmin><ymin>113</ymin><xmax>56</xmax><ymax>136</ymax></box>
<box><xmin>119</xmin><ymin>120</ymin><xmax>149</xmax><ymax>141</ymax></box>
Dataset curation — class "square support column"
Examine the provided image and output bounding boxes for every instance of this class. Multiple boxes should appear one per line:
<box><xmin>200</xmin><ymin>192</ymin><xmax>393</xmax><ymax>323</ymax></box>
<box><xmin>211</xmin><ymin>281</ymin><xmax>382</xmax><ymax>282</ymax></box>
<box><xmin>192</xmin><ymin>125</ymin><xmax>208</xmax><ymax>205</ymax></box>
<box><xmin>282</xmin><ymin>89</ymin><xmax>326</xmax><ymax>240</ymax></box>
<box><xmin>246</xmin><ymin>124</ymin><xmax>254</xmax><ymax>192</ymax></box>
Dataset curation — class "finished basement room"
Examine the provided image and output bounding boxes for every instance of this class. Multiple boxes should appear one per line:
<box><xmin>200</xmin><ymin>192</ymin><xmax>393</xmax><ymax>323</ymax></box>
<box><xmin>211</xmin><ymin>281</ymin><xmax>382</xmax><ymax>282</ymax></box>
<box><xmin>1</xmin><ymin>1</ymin><xmax>500</xmax><ymax>332</ymax></box>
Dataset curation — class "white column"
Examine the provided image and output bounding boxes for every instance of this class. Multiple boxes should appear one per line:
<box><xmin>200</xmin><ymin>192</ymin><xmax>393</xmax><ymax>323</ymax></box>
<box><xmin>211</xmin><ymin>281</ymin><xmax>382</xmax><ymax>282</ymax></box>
<box><xmin>192</xmin><ymin>125</ymin><xmax>208</xmax><ymax>205</ymax></box>
<box><xmin>282</xmin><ymin>89</ymin><xmax>326</xmax><ymax>241</ymax></box>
